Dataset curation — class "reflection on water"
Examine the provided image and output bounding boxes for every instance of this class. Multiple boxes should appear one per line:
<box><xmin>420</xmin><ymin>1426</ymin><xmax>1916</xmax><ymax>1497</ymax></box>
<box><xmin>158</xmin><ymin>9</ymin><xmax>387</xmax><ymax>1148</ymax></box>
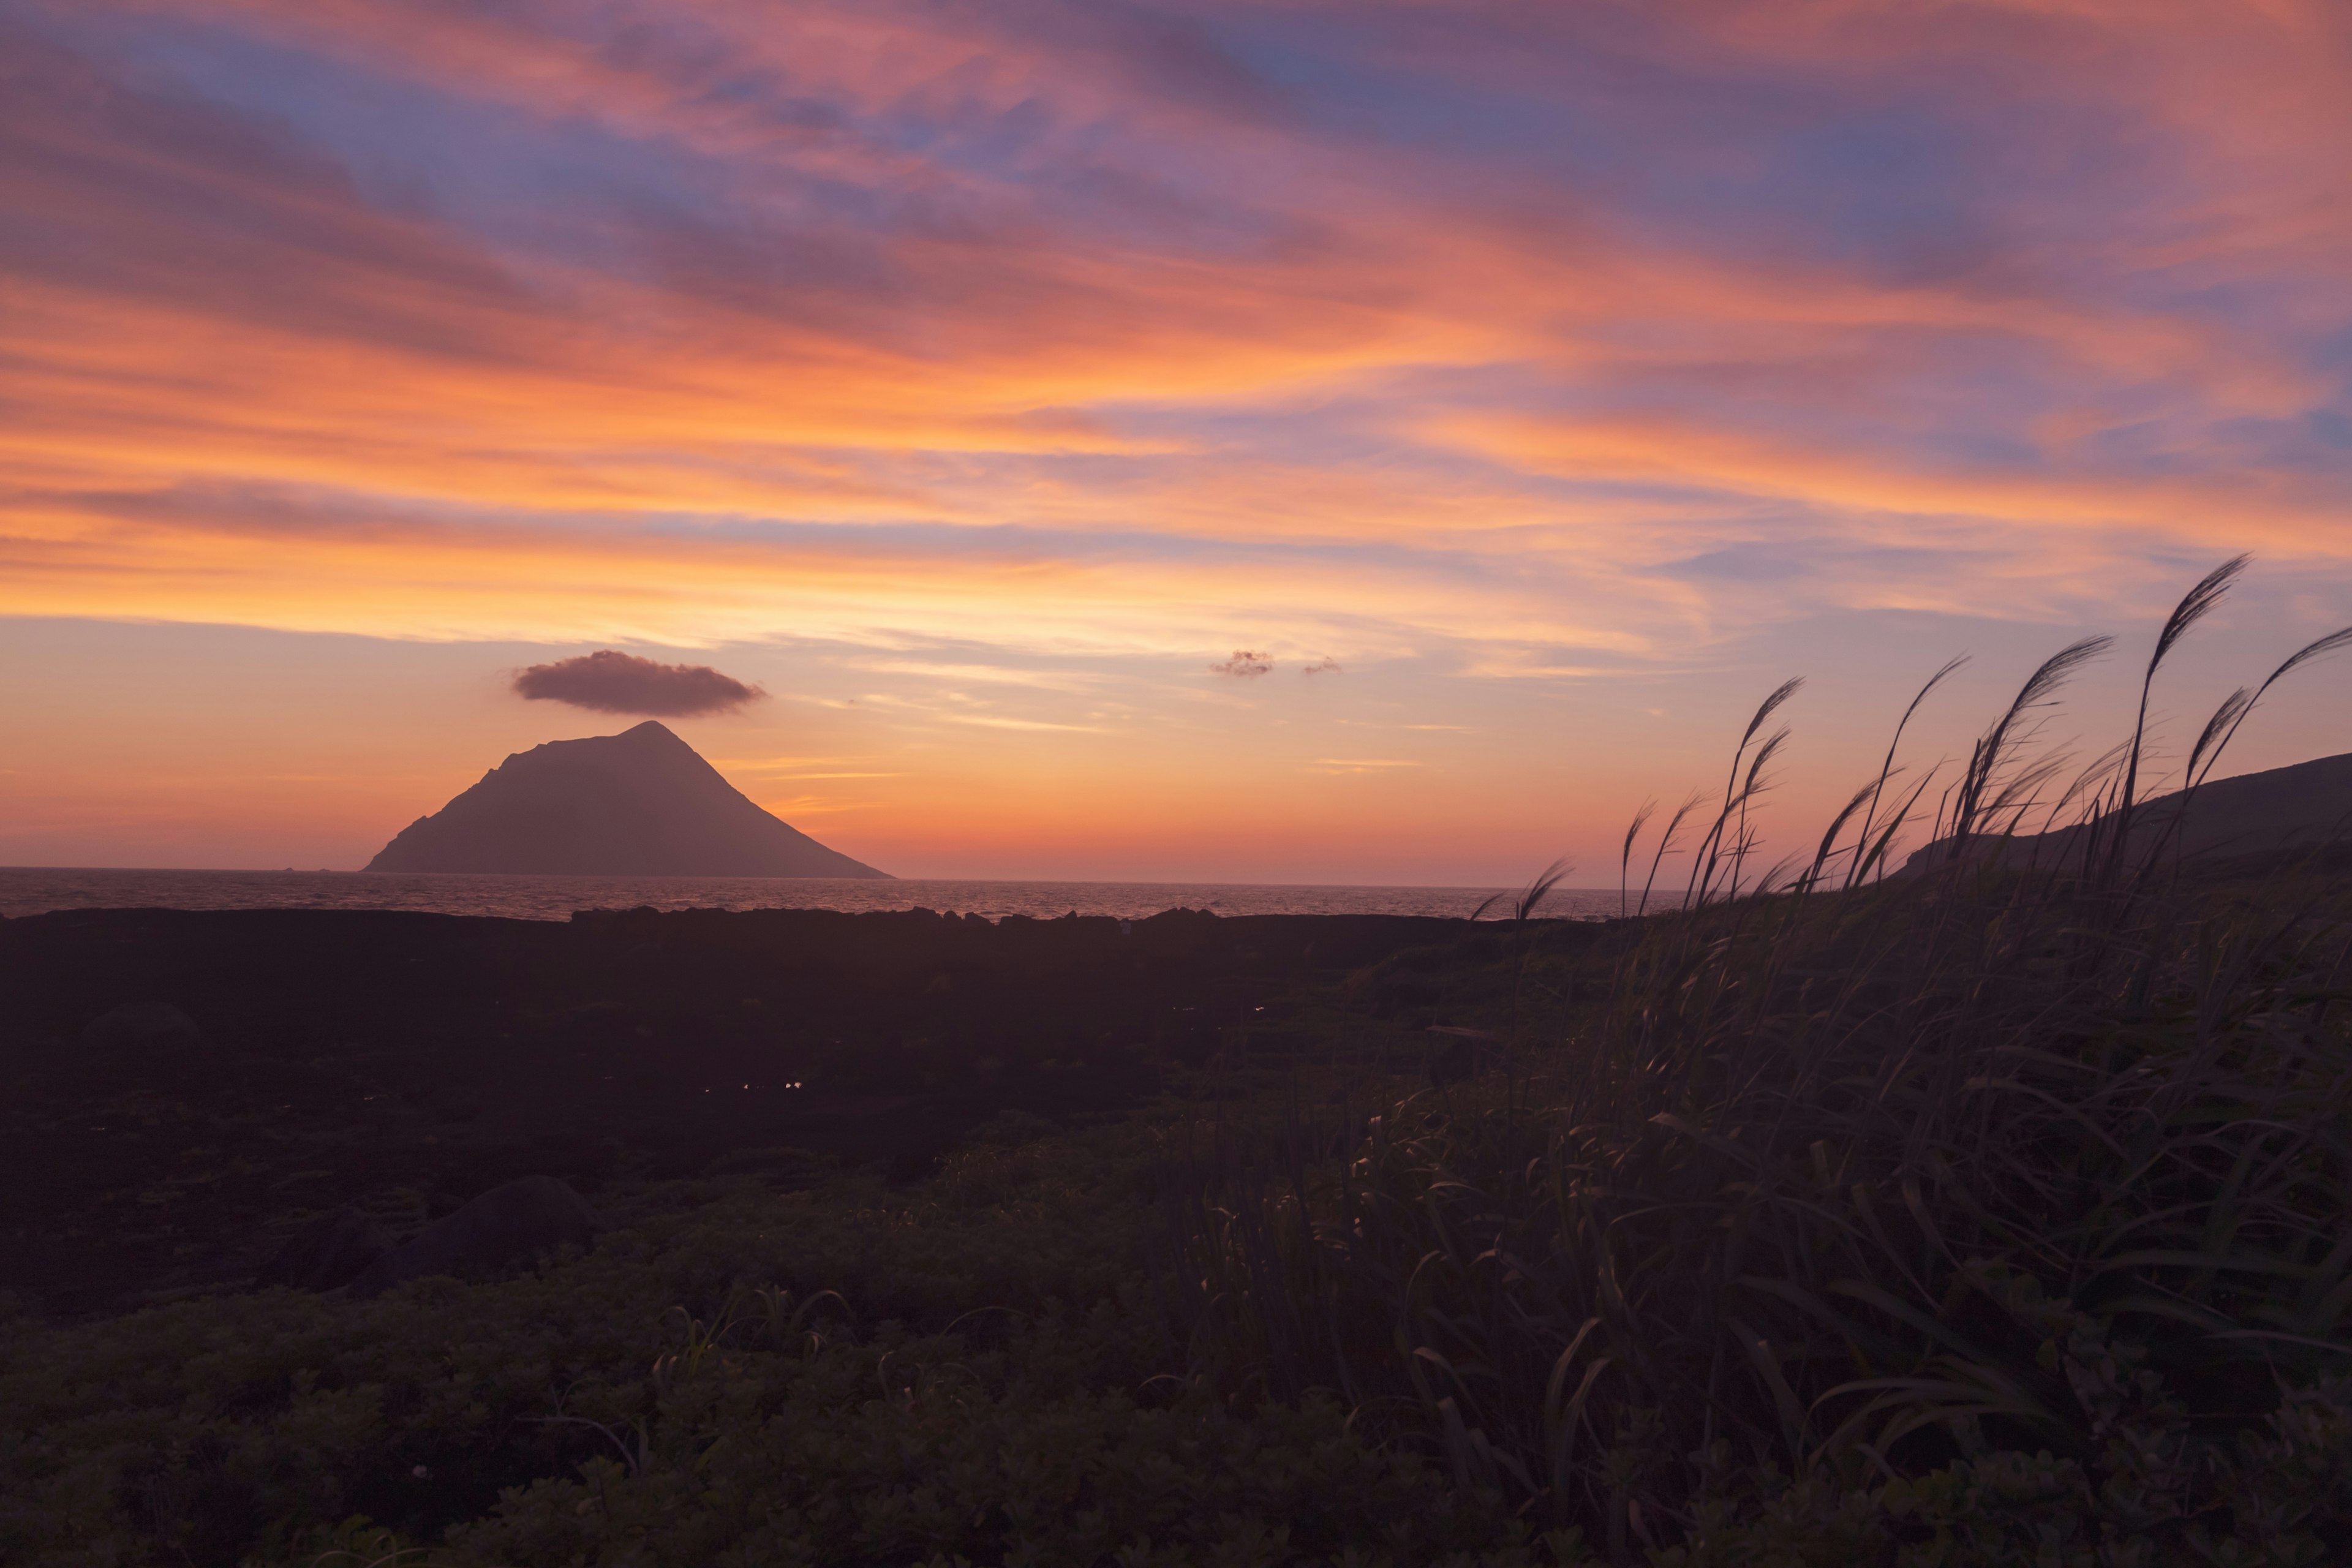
<box><xmin>0</xmin><ymin>867</ymin><xmax>1627</xmax><ymax>923</ymax></box>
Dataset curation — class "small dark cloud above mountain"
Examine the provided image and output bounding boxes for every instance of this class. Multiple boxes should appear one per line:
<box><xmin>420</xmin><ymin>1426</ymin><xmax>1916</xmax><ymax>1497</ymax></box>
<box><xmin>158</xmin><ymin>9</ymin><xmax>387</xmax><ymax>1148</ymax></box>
<box><xmin>513</xmin><ymin>650</ymin><xmax>766</xmax><ymax>717</ymax></box>
<box><xmin>1210</xmin><ymin>650</ymin><xmax>1273</xmax><ymax>677</ymax></box>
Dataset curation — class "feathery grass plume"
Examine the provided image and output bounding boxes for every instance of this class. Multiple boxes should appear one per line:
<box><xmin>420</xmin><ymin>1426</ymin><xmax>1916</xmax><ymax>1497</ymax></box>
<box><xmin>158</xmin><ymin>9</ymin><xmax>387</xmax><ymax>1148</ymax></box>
<box><xmin>1161</xmin><ymin>802</ymin><xmax>2352</xmax><ymax>1558</ymax></box>
<box><xmin>1844</xmin><ymin>656</ymin><xmax>1967</xmax><ymax>889</ymax></box>
<box><xmin>2202</xmin><ymin>623</ymin><xmax>2352</xmax><ymax>787</ymax></box>
<box><xmin>1692</xmin><ymin>723</ymin><xmax>1791</xmax><ymax>905</ymax></box>
<box><xmin>1637</xmin><ymin>792</ymin><xmax>1705</xmax><ymax>916</ymax></box>
<box><xmin>1700</xmin><ymin>677</ymin><xmax>1804</xmax><ymax>864</ymax></box>
<box><xmin>1683</xmin><ymin>679</ymin><xmax>1803</xmax><ymax>908</ymax></box>
<box><xmin>2126</xmin><ymin>622</ymin><xmax>2352</xmax><ymax>878</ymax></box>
<box><xmin>1619</xmin><ymin>799</ymin><xmax>1657</xmax><ymax>919</ymax></box>
<box><xmin>2186</xmin><ymin>687</ymin><xmax>2254</xmax><ymax>788</ymax></box>
<box><xmin>1717</xmin><ymin>726</ymin><xmax>1791</xmax><ymax>900</ymax></box>
<box><xmin>1977</xmin><ymin>745</ymin><xmax>2075</xmax><ymax>842</ymax></box>
<box><xmin>2106</xmin><ymin>554</ymin><xmax>2250</xmax><ymax>881</ymax></box>
<box><xmin>1156</xmin><ymin>567</ymin><xmax>2352</xmax><ymax>1558</ymax></box>
<box><xmin>2048</xmin><ymin>738</ymin><xmax>2130</xmax><ymax>832</ymax></box>
<box><xmin>1746</xmin><ymin>854</ymin><xmax>1801</xmax><ymax>899</ymax></box>
<box><xmin>2125</xmin><ymin>688</ymin><xmax>2256</xmax><ymax>874</ymax></box>
<box><xmin>1797</xmin><ymin>780</ymin><xmax>1878</xmax><ymax>894</ymax></box>
<box><xmin>1493</xmin><ymin>857</ymin><xmax>1574</xmax><ymax>922</ymax></box>
<box><xmin>1740</xmin><ymin>676</ymin><xmax>1806</xmax><ymax>757</ymax></box>
<box><xmin>1849</xmin><ymin>764</ymin><xmax>1942</xmax><ymax>883</ymax></box>
<box><xmin>1945</xmin><ymin>633</ymin><xmax>2113</xmax><ymax>864</ymax></box>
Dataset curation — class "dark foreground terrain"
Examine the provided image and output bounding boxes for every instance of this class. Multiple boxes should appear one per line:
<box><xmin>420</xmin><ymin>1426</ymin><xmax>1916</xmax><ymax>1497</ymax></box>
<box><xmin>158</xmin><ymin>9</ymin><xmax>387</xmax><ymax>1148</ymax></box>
<box><xmin>4</xmin><ymin>854</ymin><xmax>2347</xmax><ymax>1566</ymax></box>
<box><xmin>0</xmin><ymin>903</ymin><xmax>1505</xmax><ymax>1318</ymax></box>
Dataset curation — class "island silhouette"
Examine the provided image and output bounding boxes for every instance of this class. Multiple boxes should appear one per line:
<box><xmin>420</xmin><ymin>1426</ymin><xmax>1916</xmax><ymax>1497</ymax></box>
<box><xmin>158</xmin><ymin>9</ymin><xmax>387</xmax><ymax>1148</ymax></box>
<box><xmin>366</xmin><ymin>719</ymin><xmax>889</xmax><ymax>877</ymax></box>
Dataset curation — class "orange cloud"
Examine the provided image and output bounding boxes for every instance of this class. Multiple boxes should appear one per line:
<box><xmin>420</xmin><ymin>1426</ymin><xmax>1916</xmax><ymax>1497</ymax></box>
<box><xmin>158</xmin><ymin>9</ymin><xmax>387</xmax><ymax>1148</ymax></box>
<box><xmin>1430</xmin><ymin>412</ymin><xmax>2352</xmax><ymax>556</ymax></box>
<box><xmin>4</xmin><ymin>0</ymin><xmax>2348</xmax><ymax>700</ymax></box>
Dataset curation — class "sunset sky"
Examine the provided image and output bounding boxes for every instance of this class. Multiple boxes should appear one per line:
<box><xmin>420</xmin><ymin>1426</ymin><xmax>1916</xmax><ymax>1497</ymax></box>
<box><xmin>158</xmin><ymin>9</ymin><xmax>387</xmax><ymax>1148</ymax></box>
<box><xmin>6</xmin><ymin>0</ymin><xmax>2350</xmax><ymax>883</ymax></box>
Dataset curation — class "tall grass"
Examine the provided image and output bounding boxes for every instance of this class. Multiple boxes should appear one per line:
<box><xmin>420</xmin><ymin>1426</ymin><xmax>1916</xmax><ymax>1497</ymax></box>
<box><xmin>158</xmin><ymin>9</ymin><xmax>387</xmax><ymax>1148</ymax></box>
<box><xmin>1156</xmin><ymin>562</ymin><xmax>2352</xmax><ymax>1561</ymax></box>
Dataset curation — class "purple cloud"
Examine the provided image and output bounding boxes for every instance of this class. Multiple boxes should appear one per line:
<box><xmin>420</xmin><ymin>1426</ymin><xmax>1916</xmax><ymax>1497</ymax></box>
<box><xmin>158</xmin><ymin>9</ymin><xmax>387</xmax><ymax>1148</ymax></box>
<box><xmin>513</xmin><ymin>650</ymin><xmax>766</xmax><ymax>716</ymax></box>
<box><xmin>1210</xmin><ymin>650</ymin><xmax>1273</xmax><ymax>677</ymax></box>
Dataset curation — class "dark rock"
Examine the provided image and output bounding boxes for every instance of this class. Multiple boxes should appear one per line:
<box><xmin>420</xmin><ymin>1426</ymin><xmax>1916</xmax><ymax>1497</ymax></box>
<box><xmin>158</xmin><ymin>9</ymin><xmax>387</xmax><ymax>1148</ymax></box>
<box><xmin>344</xmin><ymin>1175</ymin><xmax>597</xmax><ymax>1297</ymax></box>
<box><xmin>255</xmin><ymin>1206</ymin><xmax>390</xmax><ymax>1291</ymax></box>
<box><xmin>81</xmin><ymin>1001</ymin><xmax>202</xmax><ymax>1052</ymax></box>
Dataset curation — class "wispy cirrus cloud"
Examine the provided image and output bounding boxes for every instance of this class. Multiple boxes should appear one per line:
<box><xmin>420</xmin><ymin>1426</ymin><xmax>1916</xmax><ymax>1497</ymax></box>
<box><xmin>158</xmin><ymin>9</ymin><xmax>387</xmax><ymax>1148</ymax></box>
<box><xmin>4</xmin><ymin>0</ymin><xmax>2349</xmax><ymax>686</ymax></box>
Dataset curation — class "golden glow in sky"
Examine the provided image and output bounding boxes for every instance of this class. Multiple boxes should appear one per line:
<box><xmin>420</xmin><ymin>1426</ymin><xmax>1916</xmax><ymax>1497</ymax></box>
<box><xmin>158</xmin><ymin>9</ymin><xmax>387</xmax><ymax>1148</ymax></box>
<box><xmin>4</xmin><ymin>0</ymin><xmax>2350</xmax><ymax>880</ymax></box>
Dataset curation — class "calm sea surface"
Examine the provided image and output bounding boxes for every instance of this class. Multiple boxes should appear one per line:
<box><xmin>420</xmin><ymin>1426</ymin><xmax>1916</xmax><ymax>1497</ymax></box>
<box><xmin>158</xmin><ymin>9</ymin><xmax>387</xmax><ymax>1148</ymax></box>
<box><xmin>0</xmin><ymin>867</ymin><xmax>1628</xmax><ymax>923</ymax></box>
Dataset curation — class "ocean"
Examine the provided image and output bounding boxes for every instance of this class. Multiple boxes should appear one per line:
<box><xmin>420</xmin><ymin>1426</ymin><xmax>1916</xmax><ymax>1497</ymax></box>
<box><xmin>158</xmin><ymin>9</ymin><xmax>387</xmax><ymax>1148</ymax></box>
<box><xmin>0</xmin><ymin>866</ymin><xmax>1631</xmax><ymax>924</ymax></box>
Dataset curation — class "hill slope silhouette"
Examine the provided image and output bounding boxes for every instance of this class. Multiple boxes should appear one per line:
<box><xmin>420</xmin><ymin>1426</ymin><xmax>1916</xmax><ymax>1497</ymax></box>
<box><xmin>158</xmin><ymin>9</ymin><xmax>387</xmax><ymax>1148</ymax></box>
<box><xmin>1897</xmin><ymin>749</ymin><xmax>2351</xmax><ymax>876</ymax></box>
<box><xmin>367</xmin><ymin>721</ymin><xmax>889</xmax><ymax>877</ymax></box>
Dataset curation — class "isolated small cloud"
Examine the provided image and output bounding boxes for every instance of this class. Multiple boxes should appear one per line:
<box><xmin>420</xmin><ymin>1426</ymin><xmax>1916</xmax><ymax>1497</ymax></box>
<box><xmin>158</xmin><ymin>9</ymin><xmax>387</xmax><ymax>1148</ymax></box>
<box><xmin>1300</xmin><ymin>658</ymin><xmax>1341</xmax><ymax>676</ymax></box>
<box><xmin>1310</xmin><ymin>757</ymin><xmax>1420</xmax><ymax>774</ymax></box>
<box><xmin>1210</xmin><ymin>649</ymin><xmax>1273</xmax><ymax>677</ymax></box>
<box><xmin>513</xmin><ymin>650</ymin><xmax>767</xmax><ymax>717</ymax></box>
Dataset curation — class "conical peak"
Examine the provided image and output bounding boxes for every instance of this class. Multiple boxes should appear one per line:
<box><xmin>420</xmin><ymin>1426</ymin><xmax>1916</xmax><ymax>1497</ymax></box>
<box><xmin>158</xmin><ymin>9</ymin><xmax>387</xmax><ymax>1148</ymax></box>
<box><xmin>498</xmin><ymin>720</ymin><xmax>686</xmax><ymax>773</ymax></box>
<box><xmin>367</xmin><ymin>716</ymin><xmax>889</xmax><ymax>876</ymax></box>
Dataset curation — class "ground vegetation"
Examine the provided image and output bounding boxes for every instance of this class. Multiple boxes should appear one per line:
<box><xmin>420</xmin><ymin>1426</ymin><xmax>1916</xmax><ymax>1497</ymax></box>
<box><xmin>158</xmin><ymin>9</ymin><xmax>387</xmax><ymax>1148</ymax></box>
<box><xmin>6</xmin><ymin>563</ymin><xmax>2350</xmax><ymax>1564</ymax></box>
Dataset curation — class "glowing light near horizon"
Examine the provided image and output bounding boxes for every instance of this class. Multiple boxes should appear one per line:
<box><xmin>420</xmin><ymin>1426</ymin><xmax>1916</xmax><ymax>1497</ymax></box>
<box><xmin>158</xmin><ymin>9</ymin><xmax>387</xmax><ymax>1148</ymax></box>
<box><xmin>2</xmin><ymin>0</ymin><xmax>2349</xmax><ymax>876</ymax></box>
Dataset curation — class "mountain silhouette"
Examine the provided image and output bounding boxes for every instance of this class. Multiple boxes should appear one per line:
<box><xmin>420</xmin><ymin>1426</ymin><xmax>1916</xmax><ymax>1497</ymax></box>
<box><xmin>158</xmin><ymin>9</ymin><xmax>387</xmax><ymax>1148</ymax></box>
<box><xmin>1896</xmin><ymin>749</ymin><xmax>2352</xmax><ymax>877</ymax></box>
<box><xmin>366</xmin><ymin>721</ymin><xmax>889</xmax><ymax>878</ymax></box>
